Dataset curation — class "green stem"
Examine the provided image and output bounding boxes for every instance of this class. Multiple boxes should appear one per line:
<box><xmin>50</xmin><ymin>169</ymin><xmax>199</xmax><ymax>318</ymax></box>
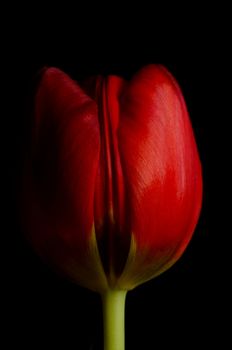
<box><xmin>101</xmin><ymin>290</ymin><xmax>127</xmax><ymax>350</ymax></box>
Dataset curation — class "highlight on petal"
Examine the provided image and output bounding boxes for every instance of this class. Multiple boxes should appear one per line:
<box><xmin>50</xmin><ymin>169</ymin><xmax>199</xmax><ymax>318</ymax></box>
<box><xmin>116</xmin><ymin>65</ymin><xmax>202</xmax><ymax>288</ymax></box>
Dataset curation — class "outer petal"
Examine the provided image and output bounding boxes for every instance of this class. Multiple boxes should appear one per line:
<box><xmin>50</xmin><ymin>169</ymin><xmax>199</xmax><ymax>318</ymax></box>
<box><xmin>21</xmin><ymin>68</ymin><xmax>108</xmax><ymax>292</ymax></box>
<box><xmin>117</xmin><ymin>65</ymin><xmax>202</xmax><ymax>289</ymax></box>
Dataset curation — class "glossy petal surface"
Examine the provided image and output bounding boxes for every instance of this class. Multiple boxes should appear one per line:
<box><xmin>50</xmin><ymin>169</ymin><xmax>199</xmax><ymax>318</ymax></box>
<box><xmin>116</xmin><ymin>66</ymin><xmax>202</xmax><ymax>288</ymax></box>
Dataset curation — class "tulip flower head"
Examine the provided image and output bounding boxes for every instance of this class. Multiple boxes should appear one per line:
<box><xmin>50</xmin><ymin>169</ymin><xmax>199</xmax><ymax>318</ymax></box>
<box><xmin>21</xmin><ymin>65</ymin><xmax>202</xmax><ymax>350</ymax></box>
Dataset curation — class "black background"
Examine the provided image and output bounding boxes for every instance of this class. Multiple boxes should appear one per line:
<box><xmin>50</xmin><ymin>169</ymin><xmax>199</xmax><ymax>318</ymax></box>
<box><xmin>3</xmin><ymin>12</ymin><xmax>228</xmax><ymax>349</ymax></box>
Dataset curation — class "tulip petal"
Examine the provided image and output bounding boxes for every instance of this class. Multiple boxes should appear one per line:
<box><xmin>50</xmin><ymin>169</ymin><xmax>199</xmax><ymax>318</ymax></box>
<box><xmin>117</xmin><ymin>65</ymin><xmax>202</xmax><ymax>289</ymax></box>
<box><xmin>21</xmin><ymin>68</ymin><xmax>108</xmax><ymax>291</ymax></box>
<box><xmin>91</xmin><ymin>76</ymin><xmax>131</xmax><ymax>287</ymax></box>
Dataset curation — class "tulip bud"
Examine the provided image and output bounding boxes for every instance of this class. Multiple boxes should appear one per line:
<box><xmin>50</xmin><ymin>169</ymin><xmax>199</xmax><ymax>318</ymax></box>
<box><xmin>21</xmin><ymin>65</ymin><xmax>202</xmax><ymax>350</ymax></box>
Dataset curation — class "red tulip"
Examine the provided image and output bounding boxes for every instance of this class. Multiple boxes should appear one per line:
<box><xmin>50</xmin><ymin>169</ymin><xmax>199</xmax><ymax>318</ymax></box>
<box><xmin>21</xmin><ymin>65</ymin><xmax>202</xmax><ymax>350</ymax></box>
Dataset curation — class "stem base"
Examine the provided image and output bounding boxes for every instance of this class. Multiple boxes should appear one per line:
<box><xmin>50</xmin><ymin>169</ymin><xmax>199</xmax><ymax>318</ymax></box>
<box><xmin>101</xmin><ymin>290</ymin><xmax>127</xmax><ymax>350</ymax></box>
